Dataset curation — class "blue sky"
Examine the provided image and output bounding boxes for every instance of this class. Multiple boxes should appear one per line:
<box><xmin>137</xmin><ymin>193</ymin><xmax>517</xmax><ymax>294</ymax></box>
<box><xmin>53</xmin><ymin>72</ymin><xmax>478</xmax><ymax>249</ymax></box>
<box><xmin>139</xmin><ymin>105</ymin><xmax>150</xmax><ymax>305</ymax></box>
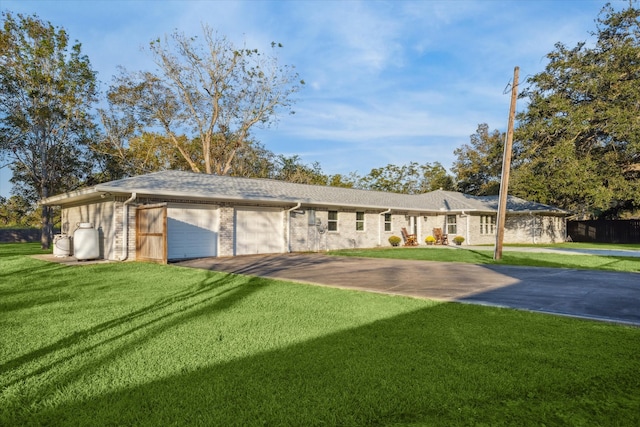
<box><xmin>0</xmin><ymin>0</ymin><xmax>622</xmax><ymax>198</ymax></box>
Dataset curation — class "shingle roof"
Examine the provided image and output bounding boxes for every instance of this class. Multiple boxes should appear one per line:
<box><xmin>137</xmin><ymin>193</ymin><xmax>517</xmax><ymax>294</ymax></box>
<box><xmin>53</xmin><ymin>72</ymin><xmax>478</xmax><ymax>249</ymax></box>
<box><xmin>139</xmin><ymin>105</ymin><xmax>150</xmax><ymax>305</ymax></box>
<box><xmin>42</xmin><ymin>170</ymin><xmax>567</xmax><ymax>214</ymax></box>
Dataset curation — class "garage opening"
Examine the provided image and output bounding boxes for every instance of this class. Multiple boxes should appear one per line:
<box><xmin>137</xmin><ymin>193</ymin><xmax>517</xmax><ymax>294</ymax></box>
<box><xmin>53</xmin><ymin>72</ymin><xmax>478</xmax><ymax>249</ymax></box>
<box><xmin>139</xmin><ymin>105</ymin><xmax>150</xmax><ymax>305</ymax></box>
<box><xmin>167</xmin><ymin>204</ymin><xmax>219</xmax><ymax>260</ymax></box>
<box><xmin>235</xmin><ymin>207</ymin><xmax>284</xmax><ymax>255</ymax></box>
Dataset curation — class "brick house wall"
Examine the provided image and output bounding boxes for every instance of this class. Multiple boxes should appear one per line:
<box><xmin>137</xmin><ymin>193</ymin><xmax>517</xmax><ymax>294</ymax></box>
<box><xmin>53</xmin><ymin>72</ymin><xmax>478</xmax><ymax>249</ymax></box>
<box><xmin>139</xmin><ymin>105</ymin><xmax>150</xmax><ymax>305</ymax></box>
<box><xmin>503</xmin><ymin>214</ymin><xmax>565</xmax><ymax>244</ymax></box>
<box><xmin>420</xmin><ymin>213</ymin><xmax>565</xmax><ymax>246</ymax></box>
<box><xmin>461</xmin><ymin>213</ymin><xmax>566</xmax><ymax>245</ymax></box>
<box><xmin>217</xmin><ymin>205</ymin><xmax>235</xmax><ymax>257</ymax></box>
<box><xmin>60</xmin><ymin>197</ymin><xmax>567</xmax><ymax>261</ymax></box>
<box><xmin>289</xmin><ymin>209</ymin><xmax>416</xmax><ymax>251</ymax></box>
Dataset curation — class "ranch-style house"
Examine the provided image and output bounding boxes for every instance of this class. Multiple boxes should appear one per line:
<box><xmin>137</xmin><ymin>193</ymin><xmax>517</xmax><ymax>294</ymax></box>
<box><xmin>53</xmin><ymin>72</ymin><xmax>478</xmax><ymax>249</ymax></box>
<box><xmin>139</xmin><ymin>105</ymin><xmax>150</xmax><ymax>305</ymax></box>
<box><xmin>41</xmin><ymin>170</ymin><xmax>568</xmax><ymax>263</ymax></box>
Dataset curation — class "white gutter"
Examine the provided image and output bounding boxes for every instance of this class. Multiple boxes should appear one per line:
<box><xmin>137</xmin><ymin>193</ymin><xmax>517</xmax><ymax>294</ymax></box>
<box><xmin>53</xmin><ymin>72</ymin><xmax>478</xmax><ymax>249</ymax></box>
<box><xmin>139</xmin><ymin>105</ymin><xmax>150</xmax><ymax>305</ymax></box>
<box><xmin>378</xmin><ymin>208</ymin><xmax>391</xmax><ymax>246</ymax></box>
<box><xmin>285</xmin><ymin>203</ymin><xmax>302</xmax><ymax>253</ymax></box>
<box><xmin>118</xmin><ymin>193</ymin><xmax>137</xmax><ymax>261</ymax></box>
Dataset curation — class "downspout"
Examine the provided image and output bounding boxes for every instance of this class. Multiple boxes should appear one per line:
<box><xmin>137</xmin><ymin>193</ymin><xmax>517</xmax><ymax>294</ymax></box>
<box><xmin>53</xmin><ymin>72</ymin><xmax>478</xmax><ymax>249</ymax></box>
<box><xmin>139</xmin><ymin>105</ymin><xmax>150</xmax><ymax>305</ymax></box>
<box><xmin>379</xmin><ymin>208</ymin><xmax>391</xmax><ymax>246</ymax></box>
<box><xmin>285</xmin><ymin>203</ymin><xmax>302</xmax><ymax>253</ymax></box>
<box><xmin>118</xmin><ymin>193</ymin><xmax>137</xmax><ymax>261</ymax></box>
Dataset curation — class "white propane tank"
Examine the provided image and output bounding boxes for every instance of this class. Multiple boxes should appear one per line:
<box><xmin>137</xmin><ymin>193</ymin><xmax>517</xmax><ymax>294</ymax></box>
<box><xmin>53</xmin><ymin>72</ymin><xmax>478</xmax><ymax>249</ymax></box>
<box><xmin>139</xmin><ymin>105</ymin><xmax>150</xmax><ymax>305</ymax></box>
<box><xmin>73</xmin><ymin>223</ymin><xmax>100</xmax><ymax>261</ymax></box>
<box><xmin>53</xmin><ymin>234</ymin><xmax>71</xmax><ymax>257</ymax></box>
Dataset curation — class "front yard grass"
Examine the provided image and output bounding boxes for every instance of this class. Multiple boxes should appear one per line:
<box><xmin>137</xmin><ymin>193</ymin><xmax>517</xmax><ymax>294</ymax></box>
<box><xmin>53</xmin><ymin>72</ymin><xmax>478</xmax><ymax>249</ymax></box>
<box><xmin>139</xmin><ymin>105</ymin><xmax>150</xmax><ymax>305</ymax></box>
<box><xmin>506</xmin><ymin>242</ymin><xmax>640</xmax><ymax>250</ymax></box>
<box><xmin>1</xmin><ymin>244</ymin><xmax>639</xmax><ymax>425</ymax></box>
<box><xmin>329</xmin><ymin>246</ymin><xmax>640</xmax><ymax>273</ymax></box>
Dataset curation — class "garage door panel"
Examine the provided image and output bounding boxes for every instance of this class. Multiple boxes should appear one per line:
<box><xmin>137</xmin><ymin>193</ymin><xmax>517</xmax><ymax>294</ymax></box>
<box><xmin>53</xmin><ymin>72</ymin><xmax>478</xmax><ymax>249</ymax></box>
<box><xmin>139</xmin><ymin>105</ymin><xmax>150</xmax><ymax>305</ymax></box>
<box><xmin>167</xmin><ymin>205</ymin><xmax>219</xmax><ymax>260</ymax></box>
<box><xmin>235</xmin><ymin>208</ymin><xmax>284</xmax><ymax>255</ymax></box>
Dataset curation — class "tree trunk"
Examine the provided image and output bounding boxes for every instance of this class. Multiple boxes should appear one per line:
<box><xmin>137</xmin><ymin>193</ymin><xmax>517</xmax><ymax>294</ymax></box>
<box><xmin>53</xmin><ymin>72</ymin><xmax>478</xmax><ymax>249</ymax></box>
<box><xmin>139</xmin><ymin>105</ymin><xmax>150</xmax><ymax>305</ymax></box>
<box><xmin>41</xmin><ymin>204</ymin><xmax>52</xmax><ymax>249</ymax></box>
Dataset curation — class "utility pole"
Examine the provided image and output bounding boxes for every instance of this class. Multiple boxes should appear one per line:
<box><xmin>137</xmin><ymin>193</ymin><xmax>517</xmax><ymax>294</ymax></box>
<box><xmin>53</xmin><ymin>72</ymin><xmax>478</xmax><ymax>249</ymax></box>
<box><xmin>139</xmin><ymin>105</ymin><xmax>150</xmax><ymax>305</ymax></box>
<box><xmin>494</xmin><ymin>66</ymin><xmax>519</xmax><ymax>260</ymax></box>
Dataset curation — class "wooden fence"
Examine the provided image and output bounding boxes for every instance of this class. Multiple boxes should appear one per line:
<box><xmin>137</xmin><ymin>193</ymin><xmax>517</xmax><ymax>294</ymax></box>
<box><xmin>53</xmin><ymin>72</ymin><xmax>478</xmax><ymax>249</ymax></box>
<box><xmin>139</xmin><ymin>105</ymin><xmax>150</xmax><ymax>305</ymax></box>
<box><xmin>567</xmin><ymin>220</ymin><xmax>640</xmax><ymax>244</ymax></box>
<box><xmin>0</xmin><ymin>228</ymin><xmax>60</xmax><ymax>243</ymax></box>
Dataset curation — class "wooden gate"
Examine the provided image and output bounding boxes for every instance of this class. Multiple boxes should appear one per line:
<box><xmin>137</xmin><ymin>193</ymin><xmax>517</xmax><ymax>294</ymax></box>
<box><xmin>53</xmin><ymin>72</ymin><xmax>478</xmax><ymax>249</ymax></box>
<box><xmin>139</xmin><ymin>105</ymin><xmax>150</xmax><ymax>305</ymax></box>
<box><xmin>136</xmin><ymin>204</ymin><xmax>167</xmax><ymax>263</ymax></box>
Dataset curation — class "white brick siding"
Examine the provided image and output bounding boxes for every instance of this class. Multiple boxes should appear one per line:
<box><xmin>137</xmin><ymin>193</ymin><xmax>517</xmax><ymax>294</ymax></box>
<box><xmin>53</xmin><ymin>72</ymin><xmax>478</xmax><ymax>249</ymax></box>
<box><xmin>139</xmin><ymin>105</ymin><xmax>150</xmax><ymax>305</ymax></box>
<box><xmin>61</xmin><ymin>199</ymin><xmax>567</xmax><ymax>260</ymax></box>
<box><xmin>60</xmin><ymin>200</ymin><xmax>116</xmax><ymax>259</ymax></box>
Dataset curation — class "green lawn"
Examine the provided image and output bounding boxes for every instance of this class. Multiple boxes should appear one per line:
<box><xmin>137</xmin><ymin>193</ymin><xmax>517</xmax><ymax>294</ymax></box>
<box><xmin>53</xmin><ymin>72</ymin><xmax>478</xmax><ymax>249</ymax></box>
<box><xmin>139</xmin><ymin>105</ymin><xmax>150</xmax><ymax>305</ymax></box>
<box><xmin>505</xmin><ymin>242</ymin><xmax>640</xmax><ymax>250</ymax></box>
<box><xmin>1</xmin><ymin>244</ymin><xmax>640</xmax><ymax>426</ymax></box>
<box><xmin>329</xmin><ymin>245</ymin><xmax>640</xmax><ymax>272</ymax></box>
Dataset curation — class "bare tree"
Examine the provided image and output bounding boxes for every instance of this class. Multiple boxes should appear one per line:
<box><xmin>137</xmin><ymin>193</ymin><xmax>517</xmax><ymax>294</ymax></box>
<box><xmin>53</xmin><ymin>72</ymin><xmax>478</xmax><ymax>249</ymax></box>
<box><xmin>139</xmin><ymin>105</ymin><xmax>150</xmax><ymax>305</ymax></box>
<box><xmin>103</xmin><ymin>26</ymin><xmax>304</xmax><ymax>175</ymax></box>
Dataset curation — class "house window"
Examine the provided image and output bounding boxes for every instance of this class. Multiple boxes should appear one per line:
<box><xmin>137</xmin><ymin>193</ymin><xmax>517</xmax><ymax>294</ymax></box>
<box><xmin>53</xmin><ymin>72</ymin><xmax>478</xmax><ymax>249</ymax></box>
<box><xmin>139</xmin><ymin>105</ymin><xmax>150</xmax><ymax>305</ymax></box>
<box><xmin>446</xmin><ymin>215</ymin><xmax>457</xmax><ymax>235</ymax></box>
<box><xmin>328</xmin><ymin>210</ymin><xmax>338</xmax><ymax>231</ymax></box>
<box><xmin>356</xmin><ymin>211</ymin><xmax>365</xmax><ymax>231</ymax></box>
<box><xmin>384</xmin><ymin>213</ymin><xmax>392</xmax><ymax>232</ymax></box>
<box><xmin>481</xmin><ymin>215</ymin><xmax>496</xmax><ymax>235</ymax></box>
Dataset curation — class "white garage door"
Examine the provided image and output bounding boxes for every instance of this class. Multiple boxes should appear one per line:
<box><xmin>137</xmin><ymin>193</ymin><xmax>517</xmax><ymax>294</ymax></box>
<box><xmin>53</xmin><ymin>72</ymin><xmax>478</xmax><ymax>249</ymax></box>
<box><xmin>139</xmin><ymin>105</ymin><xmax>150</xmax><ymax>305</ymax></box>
<box><xmin>167</xmin><ymin>204</ymin><xmax>219</xmax><ymax>260</ymax></box>
<box><xmin>235</xmin><ymin>207</ymin><xmax>284</xmax><ymax>255</ymax></box>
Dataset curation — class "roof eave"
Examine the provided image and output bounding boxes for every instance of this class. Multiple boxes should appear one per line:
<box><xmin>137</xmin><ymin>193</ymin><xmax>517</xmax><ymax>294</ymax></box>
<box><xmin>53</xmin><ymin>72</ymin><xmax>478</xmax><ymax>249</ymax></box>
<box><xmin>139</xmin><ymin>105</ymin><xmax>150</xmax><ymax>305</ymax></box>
<box><xmin>41</xmin><ymin>181</ymin><xmax>571</xmax><ymax>216</ymax></box>
<box><xmin>39</xmin><ymin>187</ymin><xmax>103</xmax><ymax>206</ymax></box>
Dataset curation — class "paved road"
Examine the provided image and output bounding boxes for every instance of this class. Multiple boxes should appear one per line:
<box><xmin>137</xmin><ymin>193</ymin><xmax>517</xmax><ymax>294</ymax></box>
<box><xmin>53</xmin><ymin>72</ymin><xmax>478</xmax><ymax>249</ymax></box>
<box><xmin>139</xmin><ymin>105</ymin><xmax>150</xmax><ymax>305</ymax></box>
<box><xmin>176</xmin><ymin>253</ymin><xmax>640</xmax><ymax>326</ymax></box>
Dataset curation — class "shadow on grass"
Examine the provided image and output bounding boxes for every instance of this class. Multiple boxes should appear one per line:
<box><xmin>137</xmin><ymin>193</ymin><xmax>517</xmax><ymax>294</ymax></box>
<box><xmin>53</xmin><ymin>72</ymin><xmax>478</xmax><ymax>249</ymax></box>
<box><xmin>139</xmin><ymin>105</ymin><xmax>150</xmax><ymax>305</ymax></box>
<box><xmin>0</xmin><ymin>260</ymin><xmax>67</xmax><ymax>281</ymax></box>
<box><xmin>462</xmin><ymin>248</ymin><xmax>494</xmax><ymax>261</ymax></box>
<box><xmin>0</xmin><ymin>259</ymin><xmax>74</xmax><ymax>312</ymax></box>
<box><xmin>16</xmin><ymin>302</ymin><xmax>640</xmax><ymax>426</ymax></box>
<box><xmin>4</xmin><ymin>254</ymin><xmax>640</xmax><ymax>425</ymax></box>
<box><xmin>0</xmin><ymin>270</ymin><xmax>265</xmax><ymax>392</ymax></box>
<box><xmin>0</xmin><ymin>242</ymin><xmax>50</xmax><ymax>257</ymax></box>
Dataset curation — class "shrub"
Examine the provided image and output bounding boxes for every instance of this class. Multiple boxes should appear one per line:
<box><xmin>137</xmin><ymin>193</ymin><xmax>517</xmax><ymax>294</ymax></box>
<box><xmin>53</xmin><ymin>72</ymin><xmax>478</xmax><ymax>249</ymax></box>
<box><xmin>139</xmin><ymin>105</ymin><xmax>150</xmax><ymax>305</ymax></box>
<box><xmin>453</xmin><ymin>235</ymin><xmax>465</xmax><ymax>245</ymax></box>
<box><xmin>425</xmin><ymin>235</ymin><xmax>436</xmax><ymax>244</ymax></box>
<box><xmin>388</xmin><ymin>235</ymin><xmax>402</xmax><ymax>246</ymax></box>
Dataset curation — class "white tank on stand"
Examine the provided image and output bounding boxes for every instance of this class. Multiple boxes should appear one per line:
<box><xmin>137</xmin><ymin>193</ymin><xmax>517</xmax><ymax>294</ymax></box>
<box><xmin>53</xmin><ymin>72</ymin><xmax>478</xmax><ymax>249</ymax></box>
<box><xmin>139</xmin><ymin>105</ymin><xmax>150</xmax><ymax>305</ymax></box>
<box><xmin>73</xmin><ymin>223</ymin><xmax>100</xmax><ymax>261</ymax></box>
<box><xmin>53</xmin><ymin>234</ymin><xmax>71</xmax><ymax>257</ymax></box>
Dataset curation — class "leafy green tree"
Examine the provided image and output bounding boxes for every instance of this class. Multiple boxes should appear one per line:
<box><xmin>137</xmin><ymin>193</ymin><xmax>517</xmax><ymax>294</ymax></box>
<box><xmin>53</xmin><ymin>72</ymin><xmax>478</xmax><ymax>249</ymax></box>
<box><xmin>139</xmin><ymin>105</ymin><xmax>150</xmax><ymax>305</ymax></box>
<box><xmin>420</xmin><ymin>161</ymin><xmax>456</xmax><ymax>192</ymax></box>
<box><xmin>0</xmin><ymin>194</ymin><xmax>40</xmax><ymax>227</ymax></box>
<box><xmin>327</xmin><ymin>172</ymin><xmax>359</xmax><ymax>188</ymax></box>
<box><xmin>359</xmin><ymin>162</ymin><xmax>455</xmax><ymax>194</ymax></box>
<box><xmin>359</xmin><ymin>163</ymin><xmax>416</xmax><ymax>193</ymax></box>
<box><xmin>0</xmin><ymin>12</ymin><xmax>97</xmax><ymax>247</ymax></box>
<box><xmin>452</xmin><ymin>123</ymin><xmax>505</xmax><ymax>196</ymax></box>
<box><xmin>272</xmin><ymin>155</ymin><xmax>327</xmax><ymax>185</ymax></box>
<box><xmin>92</xmin><ymin>130</ymin><xmax>191</xmax><ymax>180</ymax></box>
<box><xmin>513</xmin><ymin>3</ymin><xmax>640</xmax><ymax>217</ymax></box>
<box><xmin>104</xmin><ymin>26</ymin><xmax>303</xmax><ymax>176</ymax></box>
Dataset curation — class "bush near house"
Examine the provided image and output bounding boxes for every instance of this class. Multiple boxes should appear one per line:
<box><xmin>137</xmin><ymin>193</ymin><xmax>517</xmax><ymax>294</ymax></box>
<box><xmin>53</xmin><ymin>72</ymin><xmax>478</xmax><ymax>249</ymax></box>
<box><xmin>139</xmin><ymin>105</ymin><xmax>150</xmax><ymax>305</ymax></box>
<box><xmin>388</xmin><ymin>235</ymin><xmax>401</xmax><ymax>246</ymax></box>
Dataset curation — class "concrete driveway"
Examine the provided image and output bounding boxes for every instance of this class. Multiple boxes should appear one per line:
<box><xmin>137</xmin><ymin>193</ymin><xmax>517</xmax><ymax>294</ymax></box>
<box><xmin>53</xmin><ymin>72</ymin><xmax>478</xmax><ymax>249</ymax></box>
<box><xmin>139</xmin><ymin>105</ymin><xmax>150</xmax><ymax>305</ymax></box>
<box><xmin>176</xmin><ymin>253</ymin><xmax>640</xmax><ymax>326</ymax></box>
